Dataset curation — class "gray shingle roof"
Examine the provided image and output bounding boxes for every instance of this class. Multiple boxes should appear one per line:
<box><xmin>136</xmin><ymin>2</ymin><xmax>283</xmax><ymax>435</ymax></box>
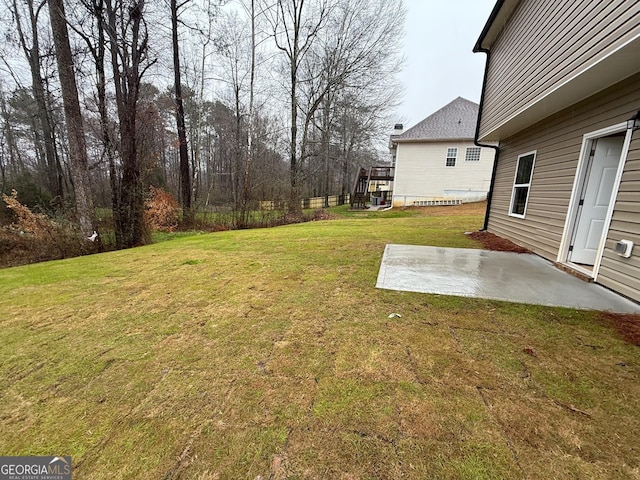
<box><xmin>394</xmin><ymin>97</ymin><xmax>479</xmax><ymax>141</ymax></box>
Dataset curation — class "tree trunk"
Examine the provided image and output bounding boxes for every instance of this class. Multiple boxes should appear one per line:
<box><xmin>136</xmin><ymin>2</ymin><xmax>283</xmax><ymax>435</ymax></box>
<box><xmin>232</xmin><ymin>85</ymin><xmax>243</xmax><ymax>222</ymax></box>
<box><xmin>322</xmin><ymin>91</ymin><xmax>332</xmax><ymax>206</ymax></box>
<box><xmin>106</xmin><ymin>0</ymin><xmax>147</xmax><ymax>248</ymax></box>
<box><xmin>93</xmin><ymin>0</ymin><xmax>121</xmax><ymax>247</ymax></box>
<box><xmin>171</xmin><ymin>0</ymin><xmax>192</xmax><ymax>224</ymax></box>
<box><xmin>241</xmin><ymin>0</ymin><xmax>256</xmax><ymax>222</ymax></box>
<box><xmin>289</xmin><ymin>63</ymin><xmax>301</xmax><ymax>215</ymax></box>
<box><xmin>48</xmin><ymin>0</ymin><xmax>95</xmax><ymax>236</ymax></box>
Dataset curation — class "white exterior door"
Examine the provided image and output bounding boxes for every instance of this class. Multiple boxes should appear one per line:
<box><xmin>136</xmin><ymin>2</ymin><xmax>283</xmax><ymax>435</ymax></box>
<box><xmin>569</xmin><ymin>136</ymin><xmax>624</xmax><ymax>265</ymax></box>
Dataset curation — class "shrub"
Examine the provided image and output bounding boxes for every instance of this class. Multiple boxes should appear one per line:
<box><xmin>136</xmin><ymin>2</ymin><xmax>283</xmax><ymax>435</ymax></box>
<box><xmin>0</xmin><ymin>190</ymin><xmax>98</xmax><ymax>267</ymax></box>
<box><xmin>144</xmin><ymin>186</ymin><xmax>181</xmax><ymax>232</ymax></box>
<box><xmin>2</xmin><ymin>189</ymin><xmax>56</xmax><ymax>239</ymax></box>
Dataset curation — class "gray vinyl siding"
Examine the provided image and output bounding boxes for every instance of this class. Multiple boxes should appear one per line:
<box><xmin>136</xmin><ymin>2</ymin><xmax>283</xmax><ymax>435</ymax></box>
<box><xmin>479</xmin><ymin>0</ymin><xmax>640</xmax><ymax>139</ymax></box>
<box><xmin>487</xmin><ymin>73</ymin><xmax>640</xmax><ymax>300</ymax></box>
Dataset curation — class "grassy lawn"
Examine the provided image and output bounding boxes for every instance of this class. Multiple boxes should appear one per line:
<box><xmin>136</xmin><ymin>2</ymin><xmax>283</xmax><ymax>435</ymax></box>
<box><xmin>1</xmin><ymin>202</ymin><xmax>639</xmax><ymax>479</ymax></box>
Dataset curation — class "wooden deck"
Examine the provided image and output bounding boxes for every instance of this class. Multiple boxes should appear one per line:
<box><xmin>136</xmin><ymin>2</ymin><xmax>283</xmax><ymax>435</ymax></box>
<box><xmin>350</xmin><ymin>166</ymin><xmax>394</xmax><ymax>209</ymax></box>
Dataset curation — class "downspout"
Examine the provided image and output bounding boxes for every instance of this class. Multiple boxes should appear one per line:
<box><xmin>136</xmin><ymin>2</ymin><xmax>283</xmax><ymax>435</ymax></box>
<box><xmin>474</xmin><ymin>45</ymin><xmax>500</xmax><ymax>232</ymax></box>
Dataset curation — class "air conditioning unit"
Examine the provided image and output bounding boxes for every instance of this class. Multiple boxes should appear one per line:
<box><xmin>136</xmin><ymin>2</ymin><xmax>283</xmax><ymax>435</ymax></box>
<box><xmin>614</xmin><ymin>239</ymin><xmax>634</xmax><ymax>258</ymax></box>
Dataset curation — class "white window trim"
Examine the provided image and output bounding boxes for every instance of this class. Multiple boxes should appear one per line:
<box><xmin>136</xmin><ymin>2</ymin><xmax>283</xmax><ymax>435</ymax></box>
<box><xmin>445</xmin><ymin>148</ymin><xmax>457</xmax><ymax>167</ymax></box>
<box><xmin>508</xmin><ymin>150</ymin><xmax>537</xmax><ymax>219</ymax></box>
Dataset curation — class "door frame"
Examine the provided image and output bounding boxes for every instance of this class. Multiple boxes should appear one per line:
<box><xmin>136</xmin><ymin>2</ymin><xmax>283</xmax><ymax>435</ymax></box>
<box><xmin>558</xmin><ymin>122</ymin><xmax>633</xmax><ymax>279</ymax></box>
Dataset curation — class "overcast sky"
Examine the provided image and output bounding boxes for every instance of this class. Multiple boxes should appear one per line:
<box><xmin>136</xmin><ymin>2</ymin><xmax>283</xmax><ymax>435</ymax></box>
<box><xmin>394</xmin><ymin>0</ymin><xmax>497</xmax><ymax>129</ymax></box>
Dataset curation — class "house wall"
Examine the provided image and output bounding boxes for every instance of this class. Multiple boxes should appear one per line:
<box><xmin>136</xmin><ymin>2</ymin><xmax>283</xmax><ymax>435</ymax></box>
<box><xmin>600</xmin><ymin>132</ymin><xmax>640</xmax><ymax>300</ymax></box>
<box><xmin>392</xmin><ymin>141</ymin><xmax>494</xmax><ymax>206</ymax></box>
<box><xmin>479</xmin><ymin>0</ymin><xmax>640</xmax><ymax>140</ymax></box>
<box><xmin>487</xmin><ymin>72</ymin><xmax>640</xmax><ymax>301</ymax></box>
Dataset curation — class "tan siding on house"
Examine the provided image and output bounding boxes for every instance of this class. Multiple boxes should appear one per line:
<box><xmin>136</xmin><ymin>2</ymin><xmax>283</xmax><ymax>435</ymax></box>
<box><xmin>487</xmin><ymin>72</ymin><xmax>640</xmax><ymax>292</ymax></box>
<box><xmin>600</xmin><ymin>138</ymin><xmax>640</xmax><ymax>301</ymax></box>
<box><xmin>479</xmin><ymin>0</ymin><xmax>640</xmax><ymax>139</ymax></box>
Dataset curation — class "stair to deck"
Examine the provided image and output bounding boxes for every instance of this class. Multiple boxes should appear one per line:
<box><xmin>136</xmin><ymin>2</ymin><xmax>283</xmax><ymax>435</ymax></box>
<box><xmin>350</xmin><ymin>166</ymin><xmax>394</xmax><ymax>209</ymax></box>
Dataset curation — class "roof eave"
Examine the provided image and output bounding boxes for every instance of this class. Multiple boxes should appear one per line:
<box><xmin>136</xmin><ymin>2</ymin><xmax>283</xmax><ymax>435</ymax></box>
<box><xmin>473</xmin><ymin>0</ymin><xmax>521</xmax><ymax>52</ymax></box>
<box><xmin>394</xmin><ymin>137</ymin><xmax>476</xmax><ymax>144</ymax></box>
<box><xmin>477</xmin><ymin>35</ymin><xmax>640</xmax><ymax>142</ymax></box>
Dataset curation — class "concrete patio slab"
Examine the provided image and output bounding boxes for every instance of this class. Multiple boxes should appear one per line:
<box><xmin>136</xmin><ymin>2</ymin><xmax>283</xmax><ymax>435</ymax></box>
<box><xmin>376</xmin><ymin>244</ymin><xmax>640</xmax><ymax>313</ymax></box>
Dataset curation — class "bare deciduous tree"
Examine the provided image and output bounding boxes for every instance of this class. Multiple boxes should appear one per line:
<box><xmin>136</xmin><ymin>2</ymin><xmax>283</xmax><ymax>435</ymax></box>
<box><xmin>105</xmin><ymin>0</ymin><xmax>153</xmax><ymax>247</ymax></box>
<box><xmin>309</xmin><ymin>0</ymin><xmax>404</xmax><ymax>197</ymax></box>
<box><xmin>267</xmin><ymin>0</ymin><xmax>403</xmax><ymax>211</ymax></box>
<box><xmin>266</xmin><ymin>0</ymin><xmax>330</xmax><ymax>215</ymax></box>
<box><xmin>0</xmin><ymin>0</ymin><xmax>404</xmax><ymax>251</ymax></box>
<box><xmin>10</xmin><ymin>0</ymin><xmax>63</xmax><ymax>199</ymax></box>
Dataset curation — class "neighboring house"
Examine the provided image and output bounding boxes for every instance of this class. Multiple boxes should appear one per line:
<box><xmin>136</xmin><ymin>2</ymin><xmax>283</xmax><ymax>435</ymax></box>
<box><xmin>474</xmin><ymin>0</ymin><xmax>640</xmax><ymax>302</ymax></box>
<box><xmin>389</xmin><ymin>97</ymin><xmax>495</xmax><ymax>207</ymax></box>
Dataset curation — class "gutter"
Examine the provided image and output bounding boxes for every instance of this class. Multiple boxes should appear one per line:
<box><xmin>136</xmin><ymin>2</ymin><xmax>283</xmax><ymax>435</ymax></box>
<box><xmin>474</xmin><ymin>0</ymin><xmax>512</xmax><ymax>231</ymax></box>
<box><xmin>473</xmin><ymin>45</ymin><xmax>500</xmax><ymax>232</ymax></box>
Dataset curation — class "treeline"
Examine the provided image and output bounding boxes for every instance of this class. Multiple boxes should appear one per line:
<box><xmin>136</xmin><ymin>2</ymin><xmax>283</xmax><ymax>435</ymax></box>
<box><xmin>0</xmin><ymin>0</ymin><xmax>404</xmax><ymax>248</ymax></box>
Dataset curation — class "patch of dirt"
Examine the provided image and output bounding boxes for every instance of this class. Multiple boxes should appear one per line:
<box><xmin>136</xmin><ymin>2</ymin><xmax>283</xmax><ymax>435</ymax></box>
<box><xmin>309</xmin><ymin>209</ymin><xmax>337</xmax><ymax>221</ymax></box>
<box><xmin>599</xmin><ymin>312</ymin><xmax>640</xmax><ymax>346</ymax></box>
<box><xmin>466</xmin><ymin>230</ymin><xmax>531</xmax><ymax>253</ymax></box>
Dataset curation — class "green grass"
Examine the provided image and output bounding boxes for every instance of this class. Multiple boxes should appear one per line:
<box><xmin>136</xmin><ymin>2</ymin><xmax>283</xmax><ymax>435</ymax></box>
<box><xmin>1</xmin><ymin>203</ymin><xmax>639</xmax><ymax>479</ymax></box>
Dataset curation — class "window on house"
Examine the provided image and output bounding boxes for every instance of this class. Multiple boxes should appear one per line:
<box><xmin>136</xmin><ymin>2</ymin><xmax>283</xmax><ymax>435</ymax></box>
<box><xmin>446</xmin><ymin>148</ymin><xmax>457</xmax><ymax>167</ymax></box>
<box><xmin>465</xmin><ymin>147</ymin><xmax>481</xmax><ymax>162</ymax></box>
<box><xmin>509</xmin><ymin>151</ymin><xmax>536</xmax><ymax>217</ymax></box>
